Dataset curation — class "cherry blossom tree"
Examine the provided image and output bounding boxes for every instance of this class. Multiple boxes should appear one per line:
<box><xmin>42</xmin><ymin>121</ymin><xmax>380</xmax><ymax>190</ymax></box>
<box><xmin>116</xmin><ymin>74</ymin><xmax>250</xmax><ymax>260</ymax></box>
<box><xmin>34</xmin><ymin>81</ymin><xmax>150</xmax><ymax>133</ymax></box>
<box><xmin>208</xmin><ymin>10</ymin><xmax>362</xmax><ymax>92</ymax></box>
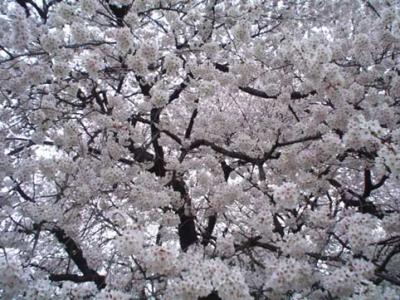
<box><xmin>1</xmin><ymin>0</ymin><xmax>400</xmax><ymax>299</ymax></box>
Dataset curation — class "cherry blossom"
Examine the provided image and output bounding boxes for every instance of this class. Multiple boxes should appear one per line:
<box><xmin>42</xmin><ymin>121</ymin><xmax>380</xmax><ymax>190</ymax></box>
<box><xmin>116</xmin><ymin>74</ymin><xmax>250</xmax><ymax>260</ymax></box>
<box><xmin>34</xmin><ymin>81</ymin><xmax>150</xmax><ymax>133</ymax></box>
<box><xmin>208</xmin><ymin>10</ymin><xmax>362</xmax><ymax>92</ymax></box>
<box><xmin>1</xmin><ymin>0</ymin><xmax>400</xmax><ymax>299</ymax></box>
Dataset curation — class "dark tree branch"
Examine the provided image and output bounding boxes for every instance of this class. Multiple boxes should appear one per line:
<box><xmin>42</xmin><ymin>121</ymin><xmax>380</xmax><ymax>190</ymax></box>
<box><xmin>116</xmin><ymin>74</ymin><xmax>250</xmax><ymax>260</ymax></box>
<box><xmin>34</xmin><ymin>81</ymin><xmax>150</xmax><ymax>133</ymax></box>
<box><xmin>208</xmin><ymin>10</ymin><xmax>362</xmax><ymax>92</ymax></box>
<box><xmin>273</xmin><ymin>214</ymin><xmax>284</xmax><ymax>237</ymax></box>
<box><xmin>49</xmin><ymin>226</ymin><xmax>106</xmax><ymax>289</ymax></box>
<box><xmin>220</xmin><ymin>161</ymin><xmax>234</xmax><ymax>181</ymax></box>
<box><xmin>149</xmin><ymin>107</ymin><xmax>166</xmax><ymax>177</ymax></box>
<box><xmin>106</xmin><ymin>0</ymin><xmax>131</xmax><ymax>26</ymax></box>
<box><xmin>186</xmin><ymin>139</ymin><xmax>259</xmax><ymax>163</ymax></box>
<box><xmin>199</xmin><ymin>291</ymin><xmax>221</xmax><ymax>300</ymax></box>
<box><xmin>288</xmin><ymin>104</ymin><xmax>300</xmax><ymax>122</ymax></box>
<box><xmin>169</xmin><ymin>173</ymin><xmax>199</xmax><ymax>251</ymax></box>
<box><xmin>168</xmin><ymin>80</ymin><xmax>188</xmax><ymax>104</ymax></box>
<box><xmin>275</xmin><ymin>133</ymin><xmax>322</xmax><ymax>148</ymax></box>
<box><xmin>16</xmin><ymin>0</ymin><xmax>46</xmax><ymax>19</ymax></box>
<box><xmin>11</xmin><ymin>179</ymin><xmax>35</xmax><ymax>202</ymax></box>
<box><xmin>183</xmin><ymin>134</ymin><xmax>321</xmax><ymax>165</ymax></box>
<box><xmin>375</xmin><ymin>272</ymin><xmax>400</xmax><ymax>286</ymax></box>
<box><xmin>15</xmin><ymin>0</ymin><xmax>62</xmax><ymax>22</ymax></box>
<box><xmin>239</xmin><ymin>86</ymin><xmax>275</xmax><ymax>99</ymax></box>
<box><xmin>132</xmin><ymin>115</ymin><xmax>182</xmax><ymax>144</ymax></box>
<box><xmin>201</xmin><ymin>214</ymin><xmax>217</xmax><ymax>247</ymax></box>
<box><xmin>328</xmin><ymin>178</ymin><xmax>384</xmax><ymax>219</ymax></box>
<box><xmin>362</xmin><ymin>0</ymin><xmax>381</xmax><ymax>17</ymax></box>
<box><xmin>49</xmin><ymin>273</ymin><xmax>102</xmax><ymax>285</ymax></box>
<box><xmin>214</xmin><ymin>63</ymin><xmax>317</xmax><ymax>100</ymax></box>
<box><xmin>184</xmin><ymin>105</ymin><xmax>198</xmax><ymax>139</ymax></box>
<box><xmin>235</xmin><ymin>236</ymin><xmax>280</xmax><ymax>253</ymax></box>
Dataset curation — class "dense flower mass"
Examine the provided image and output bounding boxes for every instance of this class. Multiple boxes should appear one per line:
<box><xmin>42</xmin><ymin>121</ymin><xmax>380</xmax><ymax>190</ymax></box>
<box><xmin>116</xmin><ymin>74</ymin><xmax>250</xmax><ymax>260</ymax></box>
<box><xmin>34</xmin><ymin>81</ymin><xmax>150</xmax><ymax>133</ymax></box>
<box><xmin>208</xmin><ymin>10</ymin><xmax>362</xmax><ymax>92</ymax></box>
<box><xmin>1</xmin><ymin>0</ymin><xmax>400</xmax><ymax>299</ymax></box>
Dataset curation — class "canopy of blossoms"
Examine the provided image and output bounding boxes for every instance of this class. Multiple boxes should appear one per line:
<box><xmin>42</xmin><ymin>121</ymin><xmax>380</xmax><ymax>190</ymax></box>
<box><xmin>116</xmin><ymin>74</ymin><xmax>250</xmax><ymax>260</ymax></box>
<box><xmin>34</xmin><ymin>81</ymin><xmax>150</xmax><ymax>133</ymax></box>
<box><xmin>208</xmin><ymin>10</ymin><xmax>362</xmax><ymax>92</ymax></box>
<box><xmin>0</xmin><ymin>0</ymin><xmax>400</xmax><ymax>299</ymax></box>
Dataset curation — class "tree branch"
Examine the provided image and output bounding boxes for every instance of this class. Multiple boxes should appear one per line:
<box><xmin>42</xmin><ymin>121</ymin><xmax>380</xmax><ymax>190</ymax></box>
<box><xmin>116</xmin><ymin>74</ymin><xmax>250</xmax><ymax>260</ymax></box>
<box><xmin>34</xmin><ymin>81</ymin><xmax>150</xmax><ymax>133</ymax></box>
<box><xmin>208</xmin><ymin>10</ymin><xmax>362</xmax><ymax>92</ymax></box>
<box><xmin>49</xmin><ymin>226</ymin><xmax>106</xmax><ymax>289</ymax></box>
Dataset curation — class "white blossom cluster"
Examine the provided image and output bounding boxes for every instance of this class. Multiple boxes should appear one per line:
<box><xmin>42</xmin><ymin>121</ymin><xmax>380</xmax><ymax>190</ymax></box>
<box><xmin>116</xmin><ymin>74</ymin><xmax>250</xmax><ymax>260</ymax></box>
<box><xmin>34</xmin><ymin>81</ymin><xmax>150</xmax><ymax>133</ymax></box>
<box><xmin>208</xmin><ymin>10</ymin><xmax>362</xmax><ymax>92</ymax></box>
<box><xmin>80</xmin><ymin>0</ymin><xmax>98</xmax><ymax>16</ymax></box>
<box><xmin>115</xmin><ymin>227</ymin><xmax>145</xmax><ymax>256</ymax></box>
<box><xmin>40</xmin><ymin>30</ymin><xmax>63</xmax><ymax>54</ymax></box>
<box><xmin>336</xmin><ymin>213</ymin><xmax>379</xmax><ymax>255</ymax></box>
<box><xmin>164</xmin><ymin>53</ymin><xmax>182</xmax><ymax>76</ymax></box>
<box><xmin>115</xmin><ymin>28</ymin><xmax>135</xmax><ymax>54</ymax></box>
<box><xmin>343</xmin><ymin>115</ymin><xmax>385</xmax><ymax>150</ymax></box>
<box><xmin>150</xmin><ymin>84</ymin><xmax>169</xmax><ymax>107</ymax></box>
<box><xmin>1</xmin><ymin>0</ymin><xmax>400</xmax><ymax>299</ymax></box>
<box><xmin>377</xmin><ymin>147</ymin><xmax>400</xmax><ymax>180</ymax></box>
<box><xmin>273</xmin><ymin>182</ymin><xmax>299</xmax><ymax>210</ymax></box>
<box><xmin>264</xmin><ymin>257</ymin><xmax>314</xmax><ymax>296</ymax></box>
<box><xmin>165</xmin><ymin>255</ymin><xmax>251</xmax><ymax>300</ymax></box>
<box><xmin>322</xmin><ymin>266</ymin><xmax>360</xmax><ymax>298</ymax></box>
